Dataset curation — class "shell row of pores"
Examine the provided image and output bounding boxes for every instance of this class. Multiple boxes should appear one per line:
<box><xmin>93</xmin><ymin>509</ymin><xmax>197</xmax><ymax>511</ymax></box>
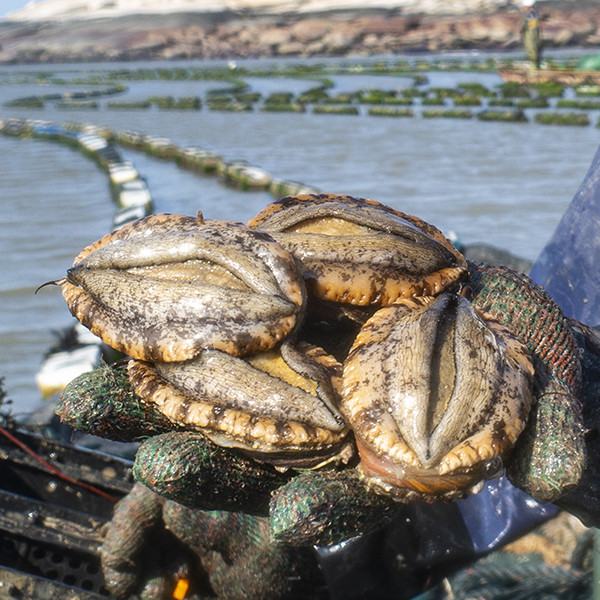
<box><xmin>57</xmin><ymin>193</ymin><xmax>536</xmax><ymax>501</ymax></box>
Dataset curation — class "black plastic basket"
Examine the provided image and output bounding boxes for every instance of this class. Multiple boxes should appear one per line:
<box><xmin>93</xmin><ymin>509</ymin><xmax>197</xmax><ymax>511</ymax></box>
<box><xmin>0</xmin><ymin>428</ymin><xmax>133</xmax><ymax>599</ymax></box>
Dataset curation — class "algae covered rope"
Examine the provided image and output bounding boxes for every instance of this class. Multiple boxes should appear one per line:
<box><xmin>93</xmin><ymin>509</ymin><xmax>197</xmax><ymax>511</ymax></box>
<box><xmin>467</xmin><ymin>263</ymin><xmax>586</xmax><ymax>503</ymax></box>
<box><xmin>468</xmin><ymin>264</ymin><xmax>581</xmax><ymax>392</ymax></box>
<box><xmin>57</xmin><ymin>362</ymin><xmax>177</xmax><ymax>441</ymax></box>
<box><xmin>139</xmin><ymin>443</ymin><xmax>399</xmax><ymax>547</ymax></box>
<box><xmin>163</xmin><ymin>503</ymin><xmax>330</xmax><ymax>600</ymax></box>
<box><xmin>136</xmin><ymin>430</ymin><xmax>398</xmax><ymax>546</ymax></box>
<box><xmin>135</xmin><ymin>430</ymin><xmax>398</xmax><ymax>545</ymax></box>
<box><xmin>133</xmin><ymin>431</ymin><xmax>292</xmax><ymax>515</ymax></box>
<box><xmin>555</xmin><ymin>322</ymin><xmax>600</xmax><ymax>526</ymax></box>
<box><xmin>270</xmin><ymin>469</ymin><xmax>396</xmax><ymax>546</ymax></box>
<box><xmin>100</xmin><ymin>482</ymin><xmax>165</xmax><ymax>597</ymax></box>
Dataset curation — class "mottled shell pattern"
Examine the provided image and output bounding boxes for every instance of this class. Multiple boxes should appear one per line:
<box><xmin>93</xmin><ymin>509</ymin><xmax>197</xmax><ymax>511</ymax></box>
<box><xmin>59</xmin><ymin>212</ymin><xmax>305</xmax><ymax>362</ymax></box>
<box><xmin>248</xmin><ymin>193</ymin><xmax>469</xmax><ymax>306</ymax></box>
<box><xmin>55</xmin><ymin>193</ymin><xmax>539</xmax><ymax>496</ymax></box>
<box><xmin>341</xmin><ymin>293</ymin><xmax>534</xmax><ymax>499</ymax></box>
<box><xmin>128</xmin><ymin>341</ymin><xmax>349</xmax><ymax>466</ymax></box>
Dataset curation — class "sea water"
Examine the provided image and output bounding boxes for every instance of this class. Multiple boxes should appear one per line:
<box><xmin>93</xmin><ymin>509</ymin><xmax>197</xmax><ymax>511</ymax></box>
<box><xmin>1</xmin><ymin>55</ymin><xmax>598</xmax><ymax>415</ymax></box>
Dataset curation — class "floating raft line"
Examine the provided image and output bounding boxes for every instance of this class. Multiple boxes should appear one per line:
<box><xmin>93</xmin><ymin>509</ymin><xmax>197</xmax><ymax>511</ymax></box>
<box><xmin>0</xmin><ymin>118</ymin><xmax>320</xmax><ymax>222</ymax></box>
<box><xmin>499</xmin><ymin>68</ymin><xmax>600</xmax><ymax>86</ymax></box>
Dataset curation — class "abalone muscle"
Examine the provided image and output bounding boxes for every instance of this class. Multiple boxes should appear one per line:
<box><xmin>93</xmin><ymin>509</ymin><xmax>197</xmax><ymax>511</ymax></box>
<box><xmin>341</xmin><ymin>293</ymin><xmax>535</xmax><ymax>499</ymax></box>
<box><xmin>56</xmin><ymin>213</ymin><xmax>306</xmax><ymax>362</ymax></box>
<box><xmin>248</xmin><ymin>193</ymin><xmax>468</xmax><ymax>306</ymax></box>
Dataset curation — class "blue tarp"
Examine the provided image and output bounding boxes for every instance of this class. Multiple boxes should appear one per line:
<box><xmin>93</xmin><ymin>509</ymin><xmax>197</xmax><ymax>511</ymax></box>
<box><xmin>530</xmin><ymin>144</ymin><xmax>600</xmax><ymax>327</ymax></box>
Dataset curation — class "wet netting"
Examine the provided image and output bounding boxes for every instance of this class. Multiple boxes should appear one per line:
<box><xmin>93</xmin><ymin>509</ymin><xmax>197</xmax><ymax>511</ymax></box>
<box><xmin>417</xmin><ymin>536</ymin><xmax>592</xmax><ymax>600</ymax></box>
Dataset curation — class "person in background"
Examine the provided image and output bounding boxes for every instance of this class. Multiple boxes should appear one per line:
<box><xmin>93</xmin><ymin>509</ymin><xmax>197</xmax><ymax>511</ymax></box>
<box><xmin>521</xmin><ymin>0</ymin><xmax>542</xmax><ymax>69</ymax></box>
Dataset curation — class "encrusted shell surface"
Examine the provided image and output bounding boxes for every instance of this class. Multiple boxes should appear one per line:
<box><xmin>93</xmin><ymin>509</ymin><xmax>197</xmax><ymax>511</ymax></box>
<box><xmin>59</xmin><ymin>213</ymin><xmax>306</xmax><ymax>362</ymax></box>
<box><xmin>248</xmin><ymin>193</ymin><xmax>468</xmax><ymax>306</ymax></box>
<box><xmin>128</xmin><ymin>341</ymin><xmax>351</xmax><ymax>466</ymax></box>
<box><xmin>341</xmin><ymin>293</ymin><xmax>535</xmax><ymax>498</ymax></box>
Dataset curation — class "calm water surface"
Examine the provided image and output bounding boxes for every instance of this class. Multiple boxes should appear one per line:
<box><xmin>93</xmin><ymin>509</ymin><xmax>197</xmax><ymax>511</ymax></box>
<box><xmin>1</xmin><ymin>56</ymin><xmax>599</xmax><ymax>416</ymax></box>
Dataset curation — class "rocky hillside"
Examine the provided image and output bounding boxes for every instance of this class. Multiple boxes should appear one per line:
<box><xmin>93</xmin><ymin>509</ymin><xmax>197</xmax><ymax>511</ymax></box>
<box><xmin>0</xmin><ymin>1</ymin><xmax>599</xmax><ymax>63</ymax></box>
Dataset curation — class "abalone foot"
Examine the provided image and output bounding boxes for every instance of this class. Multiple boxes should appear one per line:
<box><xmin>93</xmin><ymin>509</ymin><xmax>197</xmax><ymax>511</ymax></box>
<box><xmin>356</xmin><ymin>437</ymin><xmax>503</xmax><ymax>501</ymax></box>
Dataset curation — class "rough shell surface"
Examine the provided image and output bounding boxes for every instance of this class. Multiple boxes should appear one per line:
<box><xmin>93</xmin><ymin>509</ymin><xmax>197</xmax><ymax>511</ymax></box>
<box><xmin>128</xmin><ymin>341</ymin><xmax>351</xmax><ymax>466</ymax></box>
<box><xmin>341</xmin><ymin>293</ymin><xmax>535</xmax><ymax>498</ymax></box>
<box><xmin>248</xmin><ymin>193</ymin><xmax>468</xmax><ymax>306</ymax></box>
<box><xmin>59</xmin><ymin>213</ymin><xmax>306</xmax><ymax>362</ymax></box>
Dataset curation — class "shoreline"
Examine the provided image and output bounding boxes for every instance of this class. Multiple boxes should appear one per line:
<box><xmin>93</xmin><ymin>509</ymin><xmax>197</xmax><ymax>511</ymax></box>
<box><xmin>1</xmin><ymin>3</ymin><xmax>599</xmax><ymax>64</ymax></box>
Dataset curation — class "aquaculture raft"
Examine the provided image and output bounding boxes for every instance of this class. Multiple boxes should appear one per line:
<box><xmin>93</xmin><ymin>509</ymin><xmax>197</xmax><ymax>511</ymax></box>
<box><xmin>498</xmin><ymin>68</ymin><xmax>600</xmax><ymax>86</ymax></box>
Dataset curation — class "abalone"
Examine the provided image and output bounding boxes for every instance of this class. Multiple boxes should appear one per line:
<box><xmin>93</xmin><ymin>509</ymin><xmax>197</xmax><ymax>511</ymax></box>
<box><xmin>57</xmin><ymin>212</ymin><xmax>306</xmax><ymax>362</ymax></box>
<box><xmin>128</xmin><ymin>340</ymin><xmax>352</xmax><ymax>467</ymax></box>
<box><xmin>249</xmin><ymin>193</ymin><xmax>468</xmax><ymax>306</ymax></box>
<box><xmin>341</xmin><ymin>292</ymin><xmax>535</xmax><ymax>499</ymax></box>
